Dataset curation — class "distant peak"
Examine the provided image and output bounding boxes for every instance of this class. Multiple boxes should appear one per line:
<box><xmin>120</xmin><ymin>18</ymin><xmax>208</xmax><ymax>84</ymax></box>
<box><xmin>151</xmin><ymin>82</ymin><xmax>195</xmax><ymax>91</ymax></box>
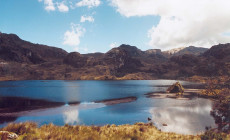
<box><xmin>119</xmin><ymin>44</ymin><xmax>137</xmax><ymax>49</ymax></box>
<box><xmin>0</xmin><ymin>32</ymin><xmax>20</xmax><ymax>40</ymax></box>
<box><xmin>145</xmin><ymin>49</ymin><xmax>162</xmax><ymax>55</ymax></box>
<box><xmin>163</xmin><ymin>46</ymin><xmax>208</xmax><ymax>56</ymax></box>
<box><xmin>164</xmin><ymin>47</ymin><xmax>186</xmax><ymax>54</ymax></box>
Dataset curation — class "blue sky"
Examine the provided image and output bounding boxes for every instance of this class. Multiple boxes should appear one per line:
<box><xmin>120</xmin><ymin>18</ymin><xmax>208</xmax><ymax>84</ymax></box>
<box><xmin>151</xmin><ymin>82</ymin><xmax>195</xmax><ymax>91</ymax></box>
<box><xmin>0</xmin><ymin>0</ymin><xmax>159</xmax><ymax>53</ymax></box>
<box><xmin>1</xmin><ymin>0</ymin><xmax>230</xmax><ymax>53</ymax></box>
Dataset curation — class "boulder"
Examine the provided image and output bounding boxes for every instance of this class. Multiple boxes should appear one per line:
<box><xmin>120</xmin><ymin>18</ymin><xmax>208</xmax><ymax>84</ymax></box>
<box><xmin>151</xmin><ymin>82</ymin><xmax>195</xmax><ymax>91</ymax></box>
<box><xmin>162</xmin><ymin>123</ymin><xmax>168</xmax><ymax>126</ymax></box>
<box><xmin>0</xmin><ymin>131</ymin><xmax>18</xmax><ymax>139</ymax></box>
<box><xmin>167</xmin><ymin>82</ymin><xmax>184</xmax><ymax>95</ymax></box>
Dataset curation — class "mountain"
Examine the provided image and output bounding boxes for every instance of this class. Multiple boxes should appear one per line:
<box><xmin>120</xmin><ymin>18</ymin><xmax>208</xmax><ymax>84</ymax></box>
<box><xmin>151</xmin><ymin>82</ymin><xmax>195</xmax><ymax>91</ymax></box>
<box><xmin>163</xmin><ymin>47</ymin><xmax>186</xmax><ymax>55</ymax></box>
<box><xmin>169</xmin><ymin>44</ymin><xmax>230</xmax><ymax>77</ymax></box>
<box><xmin>203</xmin><ymin>43</ymin><xmax>230</xmax><ymax>60</ymax></box>
<box><xmin>0</xmin><ymin>32</ymin><xmax>229</xmax><ymax>80</ymax></box>
<box><xmin>163</xmin><ymin>46</ymin><xmax>208</xmax><ymax>56</ymax></box>
<box><xmin>0</xmin><ymin>33</ymin><xmax>67</xmax><ymax>64</ymax></box>
<box><xmin>145</xmin><ymin>49</ymin><xmax>162</xmax><ymax>55</ymax></box>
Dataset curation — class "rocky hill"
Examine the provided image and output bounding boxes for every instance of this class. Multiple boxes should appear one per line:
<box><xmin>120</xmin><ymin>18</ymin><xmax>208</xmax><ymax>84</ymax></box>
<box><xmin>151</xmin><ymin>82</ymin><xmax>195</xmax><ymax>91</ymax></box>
<box><xmin>0</xmin><ymin>33</ymin><xmax>67</xmax><ymax>64</ymax></box>
<box><xmin>0</xmin><ymin>32</ymin><xmax>229</xmax><ymax>80</ymax></box>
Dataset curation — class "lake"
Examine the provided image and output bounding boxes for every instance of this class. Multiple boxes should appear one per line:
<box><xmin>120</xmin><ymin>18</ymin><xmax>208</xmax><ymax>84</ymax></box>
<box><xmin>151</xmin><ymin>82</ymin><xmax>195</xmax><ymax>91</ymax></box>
<box><xmin>0</xmin><ymin>80</ymin><xmax>216</xmax><ymax>135</ymax></box>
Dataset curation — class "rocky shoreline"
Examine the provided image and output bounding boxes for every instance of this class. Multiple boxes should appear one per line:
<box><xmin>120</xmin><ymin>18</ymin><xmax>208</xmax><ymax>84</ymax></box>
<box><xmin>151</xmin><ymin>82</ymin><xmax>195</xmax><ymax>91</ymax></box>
<box><xmin>145</xmin><ymin>89</ymin><xmax>204</xmax><ymax>100</ymax></box>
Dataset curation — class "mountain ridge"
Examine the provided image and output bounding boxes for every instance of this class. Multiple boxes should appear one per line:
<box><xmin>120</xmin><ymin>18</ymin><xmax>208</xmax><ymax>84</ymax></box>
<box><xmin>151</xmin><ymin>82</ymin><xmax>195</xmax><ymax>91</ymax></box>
<box><xmin>0</xmin><ymin>32</ymin><xmax>229</xmax><ymax>80</ymax></box>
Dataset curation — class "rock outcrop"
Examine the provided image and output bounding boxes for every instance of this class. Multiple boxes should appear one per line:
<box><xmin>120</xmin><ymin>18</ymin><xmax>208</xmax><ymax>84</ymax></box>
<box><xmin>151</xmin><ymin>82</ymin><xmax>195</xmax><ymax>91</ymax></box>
<box><xmin>167</xmin><ymin>82</ymin><xmax>184</xmax><ymax>95</ymax></box>
<box><xmin>63</xmin><ymin>52</ymin><xmax>87</xmax><ymax>68</ymax></box>
<box><xmin>0</xmin><ymin>131</ymin><xmax>18</xmax><ymax>139</ymax></box>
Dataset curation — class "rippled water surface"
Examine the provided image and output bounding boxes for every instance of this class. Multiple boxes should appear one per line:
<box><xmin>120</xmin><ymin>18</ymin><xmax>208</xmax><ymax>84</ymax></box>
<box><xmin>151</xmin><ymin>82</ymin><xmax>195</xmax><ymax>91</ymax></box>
<box><xmin>0</xmin><ymin>80</ymin><xmax>216</xmax><ymax>134</ymax></box>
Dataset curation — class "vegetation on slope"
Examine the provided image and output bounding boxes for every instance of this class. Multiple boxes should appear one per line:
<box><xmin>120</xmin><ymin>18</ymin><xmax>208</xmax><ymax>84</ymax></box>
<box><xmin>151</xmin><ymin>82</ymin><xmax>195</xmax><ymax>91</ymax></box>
<box><xmin>200</xmin><ymin>76</ymin><xmax>230</xmax><ymax>133</ymax></box>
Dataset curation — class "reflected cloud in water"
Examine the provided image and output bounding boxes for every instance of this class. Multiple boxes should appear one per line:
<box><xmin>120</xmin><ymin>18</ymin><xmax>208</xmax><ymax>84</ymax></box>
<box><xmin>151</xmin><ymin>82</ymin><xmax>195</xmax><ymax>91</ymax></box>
<box><xmin>62</xmin><ymin>102</ymin><xmax>105</xmax><ymax>125</ymax></box>
<box><xmin>0</xmin><ymin>80</ymin><xmax>214</xmax><ymax>134</ymax></box>
<box><xmin>149</xmin><ymin>98</ymin><xmax>216</xmax><ymax>135</ymax></box>
<box><xmin>63</xmin><ymin>109</ymin><xmax>80</xmax><ymax>125</ymax></box>
<box><xmin>0</xmin><ymin>102</ymin><xmax>105</xmax><ymax>127</ymax></box>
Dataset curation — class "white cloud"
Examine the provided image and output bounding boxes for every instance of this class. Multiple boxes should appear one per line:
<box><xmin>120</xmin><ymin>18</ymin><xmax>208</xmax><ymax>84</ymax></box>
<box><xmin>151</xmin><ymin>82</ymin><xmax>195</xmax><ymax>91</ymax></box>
<box><xmin>39</xmin><ymin>0</ymin><xmax>100</xmax><ymax>12</ymax></box>
<box><xmin>57</xmin><ymin>2</ymin><xmax>69</xmax><ymax>12</ymax></box>
<box><xmin>109</xmin><ymin>42</ymin><xmax>118</xmax><ymax>48</ymax></box>
<box><xmin>76</xmin><ymin>0</ymin><xmax>101</xmax><ymax>8</ymax></box>
<box><xmin>110</xmin><ymin>0</ymin><xmax>230</xmax><ymax>49</ymax></box>
<box><xmin>44</xmin><ymin>0</ymin><xmax>55</xmax><ymax>11</ymax></box>
<box><xmin>80</xmin><ymin>16</ymin><xmax>94</xmax><ymax>23</ymax></box>
<box><xmin>69</xmin><ymin>1</ymin><xmax>75</xmax><ymax>9</ymax></box>
<box><xmin>39</xmin><ymin>0</ymin><xmax>69</xmax><ymax>12</ymax></box>
<box><xmin>63</xmin><ymin>23</ymin><xmax>85</xmax><ymax>46</ymax></box>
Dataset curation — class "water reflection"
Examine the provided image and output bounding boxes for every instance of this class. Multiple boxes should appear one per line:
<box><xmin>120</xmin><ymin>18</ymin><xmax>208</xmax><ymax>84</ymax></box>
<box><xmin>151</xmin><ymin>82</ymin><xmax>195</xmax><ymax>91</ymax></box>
<box><xmin>0</xmin><ymin>100</ymin><xmax>105</xmax><ymax>127</ymax></box>
<box><xmin>0</xmin><ymin>80</ymin><xmax>217</xmax><ymax>134</ymax></box>
<box><xmin>63</xmin><ymin>108</ymin><xmax>80</xmax><ymax>125</ymax></box>
<box><xmin>149</xmin><ymin>98</ymin><xmax>216</xmax><ymax>134</ymax></box>
<box><xmin>0</xmin><ymin>80</ymin><xmax>196</xmax><ymax>102</ymax></box>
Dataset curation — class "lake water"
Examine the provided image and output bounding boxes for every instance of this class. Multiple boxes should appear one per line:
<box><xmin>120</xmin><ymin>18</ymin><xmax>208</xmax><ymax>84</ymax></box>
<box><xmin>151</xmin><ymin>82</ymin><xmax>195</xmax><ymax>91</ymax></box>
<box><xmin>0</xmin><ymin>80</ymin><xmax>216</xmax><ymax>135</ymax></box>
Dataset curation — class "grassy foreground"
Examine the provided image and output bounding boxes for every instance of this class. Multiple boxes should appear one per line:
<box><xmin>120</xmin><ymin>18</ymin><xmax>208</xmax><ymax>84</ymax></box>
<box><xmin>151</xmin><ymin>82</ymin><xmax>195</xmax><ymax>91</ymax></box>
<box><xmin>1</xmin><ymin>122</ymin><xmax>230</xmax><ymax>140</ymax></box>
<box><xmin>0</xmin><ymin>122</ymin><xmax>202</xmax><ymax>140</ymax></box>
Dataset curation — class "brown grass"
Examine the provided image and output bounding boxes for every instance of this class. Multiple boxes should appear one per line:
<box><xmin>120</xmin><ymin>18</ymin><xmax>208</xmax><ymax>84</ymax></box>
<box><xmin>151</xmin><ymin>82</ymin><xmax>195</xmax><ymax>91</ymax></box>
<box><xmin>0</xmin><ymin>122</ymin><xmax>203</xmax><ymax>140</ymax></box>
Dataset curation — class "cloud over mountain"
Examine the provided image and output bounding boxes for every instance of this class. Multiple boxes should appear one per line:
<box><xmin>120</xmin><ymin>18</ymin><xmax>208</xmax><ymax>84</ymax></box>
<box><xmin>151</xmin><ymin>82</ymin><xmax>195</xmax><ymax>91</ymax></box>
<box><xmin>63</xmin><ymin>23</ymin><xmax>85</xmax><ymax>46</ymax></box>
<box><xmin>110</xmin><ymin>0</ymin><xmax>230</xmax><ymax>49</ymax></box>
